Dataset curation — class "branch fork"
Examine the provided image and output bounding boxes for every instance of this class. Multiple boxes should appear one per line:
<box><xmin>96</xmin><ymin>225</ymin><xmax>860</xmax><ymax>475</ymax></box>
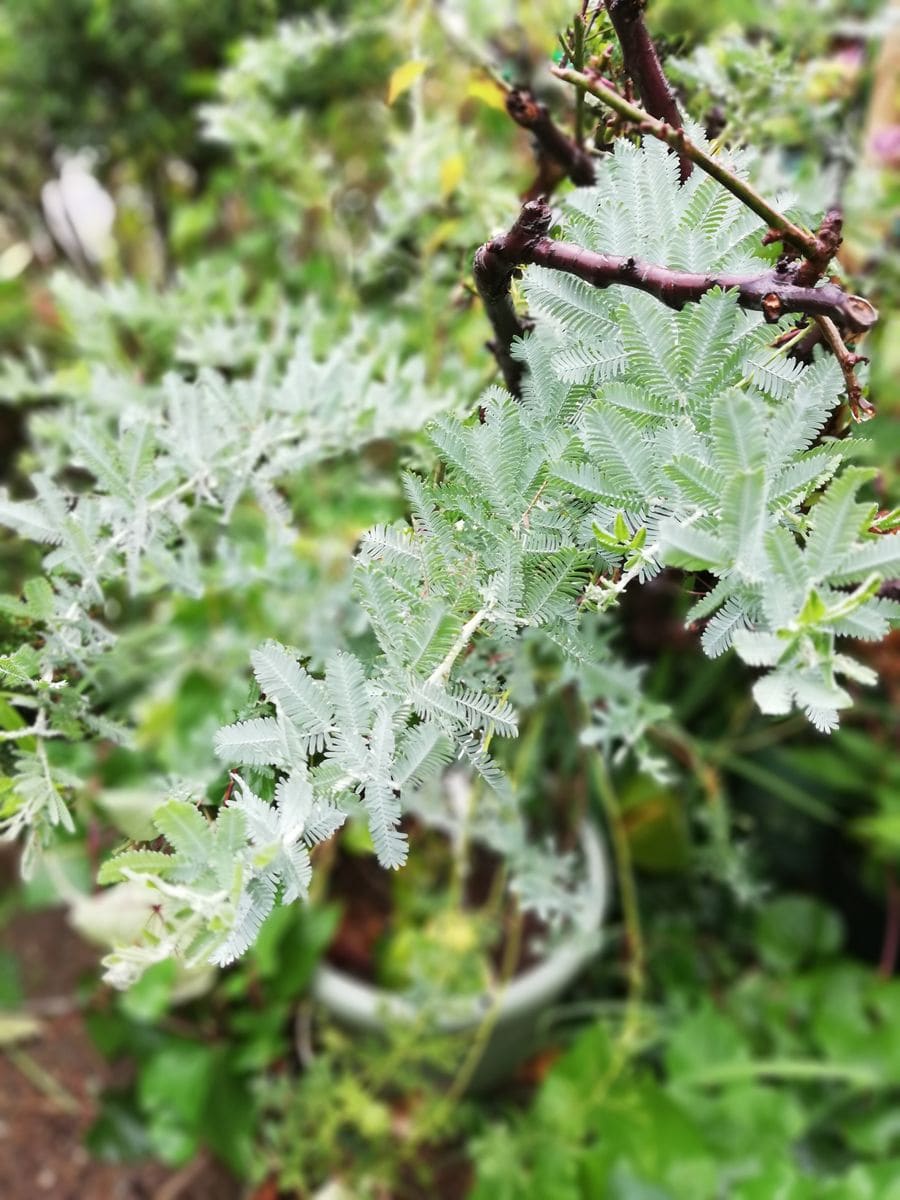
<box><xmin>605</xmin><ymin>0</ymin><xmax>690</xmax><ymax>179</ymax></box>
<box><xmin>484</xmin><ymin>0</ymin><xmax>877</xmax><ymax>412</ymax></box>
<box><xmin>474</xmin><ymin>199</ymin><xmax>877</xmax><ymax>396</ymax></box>
<box><xmin>505</xmin><ymin>87</ymin><xmax>597</xmax><ymax>192</ymax></box>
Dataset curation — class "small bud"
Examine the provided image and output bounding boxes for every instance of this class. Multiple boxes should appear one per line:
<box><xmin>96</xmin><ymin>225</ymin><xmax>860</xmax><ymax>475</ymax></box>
<box><xmin>762</xmin><ymin>292</ymin><xmax>783</xmax><ymax>323</ymax></box>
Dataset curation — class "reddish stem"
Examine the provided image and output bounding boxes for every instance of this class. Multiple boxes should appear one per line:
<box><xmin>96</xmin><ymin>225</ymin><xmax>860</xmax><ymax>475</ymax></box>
<box><xmin>605</xmin><ymin>0</ymin><xmax>691</xmax><ymax>180</ymax></box>
<box><xmin>506</xmin><ymin>87</ymin><xmax>597</xmax><ymax>190</ymax></box>
<box><xmin>473</xmin><ymin>199</ymin><xmax>877</xmax><ymax>394</ymax></box>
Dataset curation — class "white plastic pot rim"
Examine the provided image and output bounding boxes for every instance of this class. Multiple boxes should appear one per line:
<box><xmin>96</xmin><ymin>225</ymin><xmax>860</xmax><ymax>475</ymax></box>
<box><xmin>312</xmin><ymin>818</ymin><xmax>609</xmax><ymax>1033</ymax></box>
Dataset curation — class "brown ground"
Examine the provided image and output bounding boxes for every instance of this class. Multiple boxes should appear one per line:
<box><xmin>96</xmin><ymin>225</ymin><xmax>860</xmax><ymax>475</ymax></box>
<box><xmin>0</xmin><ymin>905</ymin><xmax>241</xmax><ymax>1200</ymax></box>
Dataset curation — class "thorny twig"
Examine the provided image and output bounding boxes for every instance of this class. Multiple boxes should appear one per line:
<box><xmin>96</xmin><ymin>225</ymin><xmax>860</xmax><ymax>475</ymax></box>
<box><xmin>815</xmin><ymin>314</ymin><xmax>874</xmax><ymax>421</ymax></box>
<box><xmin>473</xmin><ymin>199</ymin><xmax>877</xmax><ymax>395</ymax></box>
<box><xmin>477</xmin><ymin>6</ymin><xmax>876</xmax><ymax>408</ymax></box>
<box><xmin>552</xmin><ymin>65</ymin><xmax>825</xmax><ymax>259</ymax></box>
<box><xmin>507</xmin><ymin>7</ymin><xmax>601</xmax><ymax>196</ymax></box>
<box><xmin>506</xmin><ymin>86</ymin><xmax>597</xmax><ymax>193</ymax></box>
<box><xmin>473</xmin><ymin>202</ymin><xmax>546</xmax><ymax>395</ymax></box>
<box><xmin>542</xmin><ymin>59</ymin><xmax>876</xmax><ymax>411</ymax></box>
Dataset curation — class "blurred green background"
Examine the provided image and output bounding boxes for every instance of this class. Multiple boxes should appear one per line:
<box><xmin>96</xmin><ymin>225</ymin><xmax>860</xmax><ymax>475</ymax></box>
<box><xmin>0</xmin><ymin>2</ymin><xmax>898</xmax><ymax>1197</ymax></box>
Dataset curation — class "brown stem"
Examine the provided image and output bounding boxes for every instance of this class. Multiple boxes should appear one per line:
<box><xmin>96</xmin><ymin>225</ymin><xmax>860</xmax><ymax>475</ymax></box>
<box><xmin>472</xmin><ymin>204</ymin><xmax>548</xmax><ymax>395</ymax></box>
<box><xmin>815</xmin><ymin>314</ymin><xmax>874</xmax><ymax>421</ymax></box>
<box><xmin>474</xmin><ymin>199</ymin><xmax>877</xmax><ymax>389</ymax></box>
<box><xmin>605</xmin><ymin>0</ymin><xmax>691</xmax><ymax>180</ymax></box>
<box><xmin>793</xmin><ymin>207</ymin><xmax>844</xmax><ymax>286</ymax></box>
<box><xmin>556</xmin><ymin>66</ymin><xmax>847</xmax><ymax>286</ymax></box>
<box><xmin>536</xmin><ymin>244</ymin><xmax>874</xmax><ymax>330</ymax></box>
<box><xmin>777</xmin><ymin>323</ymin><xmax>825</xmax><ymax>365</ymax></box>
<box><xmin>506</xmin><ymin>87</ymin><xmax>596</xmax><ymax>190</ymax></box>
<box><xmin>880</xmin><ymin>868</ymin><xmax>900</xmax><ymax>979</ymax></box>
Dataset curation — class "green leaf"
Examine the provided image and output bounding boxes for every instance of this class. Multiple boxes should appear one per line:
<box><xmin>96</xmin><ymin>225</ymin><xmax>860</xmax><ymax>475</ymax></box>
<box><xmin>720</xmin><ymin>467</ymin><xmax>766</xmax><ymax>576</ymax></box>
<box><xmin>660</xmin><ymin>521</ymin><xmax>726</xmax><ymax>570</ymax></box>
<box><xmin>756</xmin><ymin>896</ymin><xmax>843</xmax><ymax>973</ymax></box>
<box><xmin>250</xmin><ymin>903</ymin><xmax>339</xmax><ymax>1000</ymax></box>
<box><xmin>138</xmin><ymin>1040</ymin><xmax>215</xmax><ymax>1130</ymax></box>
<box><xmin>152</xmin><ymin>801</ymin><xmax>211</xmax><ymax>863</ymax></box>
<box><xmin>22</xmin><ymin>577</ymin><xmax>55</xmax><ymax>619</ymax></box>
<box><xmin>666</xmin><ymin>1000</ymin><xmax>750</xmax><ymax>1081</ymax></box>
<box><xmin>98</xmin><ymin>848</ymin><xmax>177</xmax><ymax>885</ymax></box>
<box><xmin>804</xmin><ymin>467</ymin><xmax>877</xmax><ymax>580</ymax></box>
<box><xmin>582</xmin><ymin>407</ymin><xmax>657</xmax><ymax>497</ymax></box>
<box><xmin>250</xmin><ymin>640</ymin><xmax>331</xmax><ymax>746</ymax></box>
<box><xmin>710</xmin><ymin>389</ymin><xmax>765</xmax><ymax>473</ymax></box>
<box><xmin>119</xmin><ymin>960</ymin><xmax>178</xmax><ymax>1023</ymax></box>
<box><xmin>830</xmin><ymin>532</ymin><xmax>900</xmax><ymax>584</ymax></box>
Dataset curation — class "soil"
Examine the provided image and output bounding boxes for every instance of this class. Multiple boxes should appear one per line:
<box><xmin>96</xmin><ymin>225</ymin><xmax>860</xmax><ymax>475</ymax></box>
<box><xmin>325</xmin><ymin>822</ymin><xmax>548</xmax><ymax>985</ymax></box>
<box><xmin>0</xmin><ymin>902</ymin><xmax>241</xmax><ymax>1200</ymax></box>
<box><xmin>0</xmin><ymin>825</ymin><xmax>559</xmax><ymax>1200</ymax></box>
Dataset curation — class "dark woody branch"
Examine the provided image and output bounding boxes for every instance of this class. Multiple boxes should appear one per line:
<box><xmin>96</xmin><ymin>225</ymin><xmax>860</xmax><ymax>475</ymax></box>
<box><xmin>550</xmin><ymin>66</ymin><xmax>877</xmax><ymax>415</ymax></box>
<box><xmin>505</xmin><ymin>87</ymin><xmax>597</xmax><ymax>190</ymax></box>
<box><xmin>815</xmin><ymin>314</ymin><xmax>874</xmax><ymax>422</ymax></box>
<box><xmin>473</xmin><ymin>204</ymin><xmax>548</xmax><ymax>396</ymax></box>
<box><xmin>474</xmin><ymin>200</ymin><xmax>878</xmax><ymax>395</ymax></box>
<box><xmin>605</xmin><ymin>0</ymin><xmax>691</xmax><ymax>180</ymax></box>
<box><xmin>552</xmin><ymin>66</ymin><xmax>857</xmax><ymax>289</ymax></box>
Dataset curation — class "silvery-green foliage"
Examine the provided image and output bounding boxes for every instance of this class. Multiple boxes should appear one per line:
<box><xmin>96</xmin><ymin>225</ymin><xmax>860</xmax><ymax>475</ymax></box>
<box><xmin>0</xmin><ymin>312</ymin><xmax>448</xmax><ymax>601</ymax></box>
<box><xmin>0</xmin><ymin>578</ymin><xmax>117</xmax><ymax>872</ymax></box>
<box><xmin>197</xmin><ymin>7</ymin><xmax>517</xmax><ymax>280</ymax></box>
<box><xmin>364</xmin><ymin>108</ymin><xmax>515</xmax><ymax>274</ymax></box>
<box><xmin>0</xmin><ymin>0</ymin><xmax>491</xmax><ymax>874</ymax></box>
<box><xmin>0</xmin><ymin>639</ymin><xmax>78</xmax><ymax>870</ymax></box>
<box><xmin>520</xmin><ymin>138</ymin><xmax>898</xmax><ymax>731</ymax></box>
<box><xmin>106</xmin><ymin>138</ymin><xmax>898</xmax><ymax>979</ymax></box>
<box><xmin>100</xmin><ymin>781</ymin><xmax>341</xmax><ymax>984</ymax></box>
<box><xmin>0</xmin><ymin>348</ymin><xmax>54</xmax><ymax>403</ymax></box>
<box><xmin>98</xmin><ymin>774</ymin><xmax>344</xmax><ymax>983</ymax></box>
<box><xmin>62</xmin><ymin>265</ymin><xmax>254</xmax><ymax>376</ymax></box>
<box><xmin>199</xmin><ymin>12</ymin><xmax>378</xmax><ymax>164</ymax></box>
<box><xmin>0</xmin><ymin>301</ymin><xmax>451</xmax><ymax>869</ymax></box>
<box><xmin>0</xmin><ymin>266</ymin><xmax>264</xmax><ymax>408</ymax></box>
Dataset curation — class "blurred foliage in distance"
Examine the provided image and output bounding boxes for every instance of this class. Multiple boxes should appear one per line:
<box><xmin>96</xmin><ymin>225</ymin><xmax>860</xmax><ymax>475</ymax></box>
<box><xmin>0</xmin><ymin>0</ymin><xmax>898</xmax><ymax>1197</ymax></box>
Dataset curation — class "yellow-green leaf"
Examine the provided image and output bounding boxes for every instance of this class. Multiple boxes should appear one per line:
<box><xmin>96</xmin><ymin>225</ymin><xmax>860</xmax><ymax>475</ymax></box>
<box><xmin>439</xmin><ymin>153</ymin><xmax>465</xmax><ymax>198</ymax></box>
<box><xmin>387</xmin><ymin>59</ymin><xmax>427</xmax><ymax>105</ymax></box>
<box><xmin>0</xmin><ymin>1012</ymin><xmax>42</xmax><ymax>1046</ymax></box>
<box><xmin>466</xmin><ymin>77</ymin><xmax>508</xmax><ymax>111</ymax></box>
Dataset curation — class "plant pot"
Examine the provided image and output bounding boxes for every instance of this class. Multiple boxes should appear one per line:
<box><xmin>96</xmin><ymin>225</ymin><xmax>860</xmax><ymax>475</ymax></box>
<box><xmin>309</xmin><ymin>819</ymin><xmax>608</xmax><ymax>1091</ymax></box>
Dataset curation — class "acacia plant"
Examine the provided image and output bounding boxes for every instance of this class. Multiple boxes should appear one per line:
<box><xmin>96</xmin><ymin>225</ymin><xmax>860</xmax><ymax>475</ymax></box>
<box><xmin>2</xmin><ymin>2</ymin><xmax>898</xmax><ymax>985</ymax></box>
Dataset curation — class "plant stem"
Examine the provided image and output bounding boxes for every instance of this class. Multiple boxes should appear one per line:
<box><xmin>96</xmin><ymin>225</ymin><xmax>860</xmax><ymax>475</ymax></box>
<box><xmin>473</xmin><ymin>199</ymin><xmax>877</xmax><ymax>392</ymax></box>
<box><xmin>815</xmin><ymin>314</ymin><xmax>874</xmax><ymax>421</ymax></box>
<box><xmin>6</xmin><ymin>1047</ymin><xmax>81</xmax><ymax>1114</ymax></box>
<box><xmin>677</xmin><ymin>1058</ymin><xmax>879</xmax><ymax>1089</ymax></box>
<box><xmin>573</xmin><ymin>13</ymin><xmax>586</xmax><ymax>147</ymax></box>
<box><xmin>505</xmin><ymin>88</ymin><xmax>596</xmax><ymax>187</ymax></box>
<box><xmin>605</xmin><ymin>0</ymin><xmax>691</xmax><ymax>180</ymax></box>
<box><xmin>584</xmin><ymin>747</ymin><xmax>646</xmax><ymax>1095</ymax></box>
<box><xmin>528</xmin><ymin>238</ymin><xmax>874</xmax><ymax>330</ymax></box>
<box><xmin>433</xmin><ymin>893</ymin><xmax>524</xmax><ymax>1115</ymax></box>
<box><xmin>552</xmin><ymin>66</ymin><xmax>821</xmax><ymax>258</ymax></box>
<box><xmin>426</xmin><ymin>608</ymin><xmax>487</xmax><ymax>685</ymax></box>
<box><xmin>714</xmin><ymin>750</ymin><xmax>838</xmax><ymax>825</ymax></box>
<box><xmin>0</xmin><ymin>724</ymin><xmax>63</xmax><ymax>742</ymax></box>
